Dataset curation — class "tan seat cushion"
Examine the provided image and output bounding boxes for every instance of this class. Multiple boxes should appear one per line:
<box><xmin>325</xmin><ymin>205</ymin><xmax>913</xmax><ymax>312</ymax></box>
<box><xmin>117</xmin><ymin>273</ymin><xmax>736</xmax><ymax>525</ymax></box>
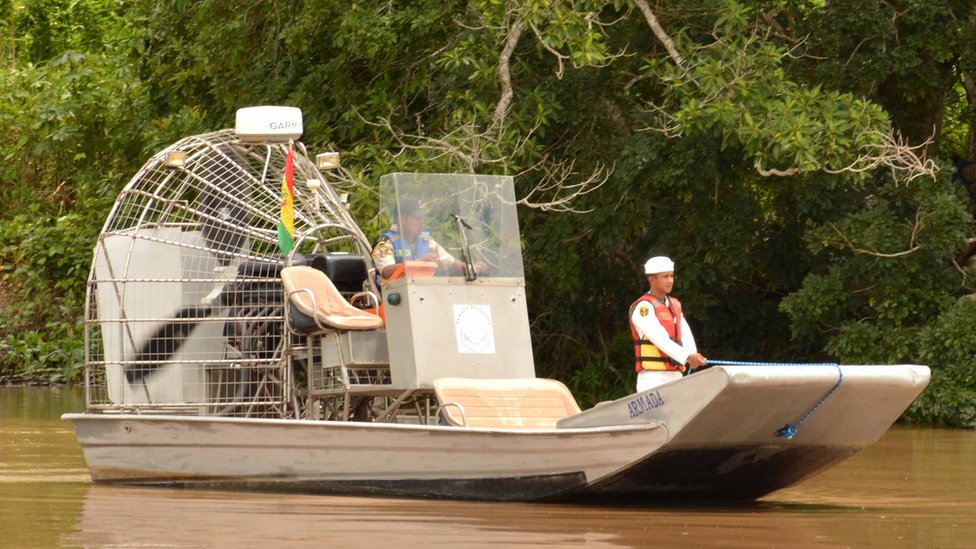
<box><xmin>281</xmin><ymin>266</ymin><xmax>383</xmax><ymax>331</ymax></box>
<box><xmin>433</xmin><ymin>377</ymin><xmax>581</xmax><ymax>429</ymax></box>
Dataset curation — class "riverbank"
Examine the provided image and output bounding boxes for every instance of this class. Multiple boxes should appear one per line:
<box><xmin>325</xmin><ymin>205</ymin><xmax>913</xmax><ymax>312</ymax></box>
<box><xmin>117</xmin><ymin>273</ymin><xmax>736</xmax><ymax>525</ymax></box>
<box><xmin>0</xmin><ymin>372</ymin><xmax>74</xmax><ymax>387</ymax></box>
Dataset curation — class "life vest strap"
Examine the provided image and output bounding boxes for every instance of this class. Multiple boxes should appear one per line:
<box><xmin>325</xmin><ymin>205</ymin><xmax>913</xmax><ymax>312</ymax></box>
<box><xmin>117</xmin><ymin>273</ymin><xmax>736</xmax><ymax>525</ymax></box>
<box><xmin>632</xmin><ymin>338</ymin><xmax>684</xmax><ymax>347</ymax></box>
<box><xmin>636</xmin><ymin>355</ymin><xmax>686</xmax><ymax>372</ymax></box>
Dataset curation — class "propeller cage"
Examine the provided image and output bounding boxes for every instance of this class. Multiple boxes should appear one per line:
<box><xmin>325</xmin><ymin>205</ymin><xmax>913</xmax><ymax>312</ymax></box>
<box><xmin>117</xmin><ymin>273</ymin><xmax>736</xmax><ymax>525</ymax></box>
<box><xmin>85</xmin><ymin>128</ymin><xmax>370</xmax><ymax>416</ymax></box>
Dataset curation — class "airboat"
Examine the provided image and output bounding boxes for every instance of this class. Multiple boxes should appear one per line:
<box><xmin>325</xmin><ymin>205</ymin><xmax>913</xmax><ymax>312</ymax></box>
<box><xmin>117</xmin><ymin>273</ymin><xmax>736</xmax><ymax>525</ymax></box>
<box><xmin>63</xmin><ymin>106</ymin><xmax>930</xmax><ymax>502</ymax></box>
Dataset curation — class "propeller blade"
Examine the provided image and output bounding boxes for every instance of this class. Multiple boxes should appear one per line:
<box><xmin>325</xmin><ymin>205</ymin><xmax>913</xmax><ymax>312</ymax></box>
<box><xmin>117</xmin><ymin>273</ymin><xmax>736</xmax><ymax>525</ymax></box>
<box><xmin>124</xmin><ymin>306</ymin><xmax>217</xmax><ymax>383</ymax></box>
<box><xmin>198</xmin><ymin>146</ymin><xmax>252</xmax><ymax>267</ymax></box>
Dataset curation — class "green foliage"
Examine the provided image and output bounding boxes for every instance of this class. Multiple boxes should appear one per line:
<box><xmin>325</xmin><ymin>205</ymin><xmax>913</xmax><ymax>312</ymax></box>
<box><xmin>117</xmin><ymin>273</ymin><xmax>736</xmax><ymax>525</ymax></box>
<box><xmin>12</xmin><ymin>0</ymin><xmax>124</xmax><ymax>64</ymax></box>
<box><xmin>0</xmin><ymin>1</ymin><xmax>145</xmax><ymax>382</ymax></box>
<box><xmin>784</xmin><ymin>0</ymin><xmax>966</xmax><ymax>144</ymax></box>
<box><xmin>780</xmin><ymin>172</ymin><xmax>973</xmax><ymax>364</ymax></box>
<box><xmin>0</xmin><ymin>330</ymin><xmax>84</xmax><ymax>382</ymax></box>
<box><xmin>662</xmin><ymin>2</ymin><xmax>891</xmax><ymax>176</ymax></box>
<box><xmin>0</xmin><ymin>208</ymin><xmax>99</xmax><ymax>381</ymax></box>
<box><xmin>566</xmin><ymin>356</ymin><xmax>633</xmax><ymax>410</ymax></box>
<box><xmin>906</xmin><ymin>297</ymin><xmax>976</xmax><ymax>427</ymax></box>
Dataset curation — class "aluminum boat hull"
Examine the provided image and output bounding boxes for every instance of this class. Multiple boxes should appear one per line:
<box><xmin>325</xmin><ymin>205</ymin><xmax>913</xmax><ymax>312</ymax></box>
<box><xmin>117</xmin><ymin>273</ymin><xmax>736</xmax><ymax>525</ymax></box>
<box><xmin>64</xmin><ymin>364</ymin><xmax>930</xmax><ymax>502</ymax></box>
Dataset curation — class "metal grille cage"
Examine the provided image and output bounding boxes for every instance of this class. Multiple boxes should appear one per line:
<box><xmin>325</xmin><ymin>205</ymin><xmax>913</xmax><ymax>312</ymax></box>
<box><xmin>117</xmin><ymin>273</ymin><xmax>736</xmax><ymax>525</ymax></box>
<box><xmin>85</xmin><ymin>129</ymin><xmax>370</xmax><ymax>417</ymax></box>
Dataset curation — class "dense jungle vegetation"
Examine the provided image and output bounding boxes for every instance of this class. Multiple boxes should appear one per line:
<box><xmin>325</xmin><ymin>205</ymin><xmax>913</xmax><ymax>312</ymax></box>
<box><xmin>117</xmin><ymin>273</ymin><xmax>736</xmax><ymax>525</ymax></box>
<box><xmin>1</xmin><ymin>0</ymin><xmax>975</xmax><ymax>426</ymax></box>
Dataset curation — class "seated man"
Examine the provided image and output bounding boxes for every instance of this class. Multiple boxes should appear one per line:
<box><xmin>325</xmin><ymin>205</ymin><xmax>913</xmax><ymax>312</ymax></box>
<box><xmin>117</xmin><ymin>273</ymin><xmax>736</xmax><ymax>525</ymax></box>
<box><xmin>371</xmin><ymin>198</ymin><xmax>482</xmax><ymax>280</ymax></box>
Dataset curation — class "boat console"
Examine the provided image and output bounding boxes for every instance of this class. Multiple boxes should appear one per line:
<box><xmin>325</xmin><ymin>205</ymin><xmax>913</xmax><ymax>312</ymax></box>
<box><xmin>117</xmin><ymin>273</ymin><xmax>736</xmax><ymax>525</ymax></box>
<box><xmin>281</xmin><ymin>172</ymin><xmax>539</xmax><ymax>420</ymax></box>
<box><xmin>377</xmin><ymin>173</ymin><xmax>534</xmax><ymax>389</ymax></box>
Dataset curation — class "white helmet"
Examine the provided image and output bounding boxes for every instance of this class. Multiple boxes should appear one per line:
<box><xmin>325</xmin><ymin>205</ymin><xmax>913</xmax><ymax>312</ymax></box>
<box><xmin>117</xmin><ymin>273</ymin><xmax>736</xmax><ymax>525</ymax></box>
<box><xmin>644</xmin><ymin>256</ymin><xmax>675</xmax><ymax>275</ymax></box>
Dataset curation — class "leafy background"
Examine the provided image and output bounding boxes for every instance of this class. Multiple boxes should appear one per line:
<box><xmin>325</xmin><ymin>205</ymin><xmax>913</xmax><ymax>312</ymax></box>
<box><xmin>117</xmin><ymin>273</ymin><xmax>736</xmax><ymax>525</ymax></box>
<box><xmin>1</xmin><ymin>0</ymin><xmax>974</xmax><ymax>426</ymax></box>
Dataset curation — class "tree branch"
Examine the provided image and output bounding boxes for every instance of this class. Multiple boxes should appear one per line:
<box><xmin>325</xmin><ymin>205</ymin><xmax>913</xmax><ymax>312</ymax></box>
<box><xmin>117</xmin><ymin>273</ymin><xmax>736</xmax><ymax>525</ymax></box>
<box><xmin>493</xmin><ymin>18</ymin><xmax>524</xmax><ymax>126</ymax></box>
<box><xmin>632</xmin><ymin>0</ymin><xmax>685</xmax><ymax>68</ymax></box>
<box><xmin>754</xmin><ymin>160</ymin><xmax>797</xmax><ymax>177</ymax></box>
<box><xmin>827</xmin><ymin>209</ymin><xmax>931</xmax><ymax>259</ymax></box>
<box><xmin>962</xmin><ymin>72</ymin><xmax>976</xmax><ymax>160</ymax></box>
<box><xmin>821</xmin><ymin>129</ymin><xmax>938</xmax><ymax>183</ymax></box>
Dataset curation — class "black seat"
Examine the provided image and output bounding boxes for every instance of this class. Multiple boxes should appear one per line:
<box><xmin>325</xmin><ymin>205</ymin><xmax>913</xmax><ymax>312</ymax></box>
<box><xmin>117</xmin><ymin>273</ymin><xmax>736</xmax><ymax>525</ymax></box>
<box><xmin>237</xmin><ymin>260</ymin><xmax>284</xmax><ymax>278</ymax></box>
<box><xmin>307</xmin><ymin>253</ymin><xmax>369</xmax><ymax>296</ymax></box>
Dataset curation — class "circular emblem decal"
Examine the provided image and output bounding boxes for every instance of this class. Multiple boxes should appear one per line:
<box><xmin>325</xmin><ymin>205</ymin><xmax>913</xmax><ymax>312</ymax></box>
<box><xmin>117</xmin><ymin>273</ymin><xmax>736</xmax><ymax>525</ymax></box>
<box><xmin>454</xmin><ymin>304</ymin><xmax>495</xmax><ymax>354</ymax></box>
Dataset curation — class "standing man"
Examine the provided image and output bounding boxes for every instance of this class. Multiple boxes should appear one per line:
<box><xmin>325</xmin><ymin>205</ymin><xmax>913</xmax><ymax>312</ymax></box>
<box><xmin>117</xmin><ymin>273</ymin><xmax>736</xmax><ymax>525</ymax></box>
<box><xmin>629</xmin><ymin>256</ymin><xmax>707</xmax><ymax>392</ymax></box>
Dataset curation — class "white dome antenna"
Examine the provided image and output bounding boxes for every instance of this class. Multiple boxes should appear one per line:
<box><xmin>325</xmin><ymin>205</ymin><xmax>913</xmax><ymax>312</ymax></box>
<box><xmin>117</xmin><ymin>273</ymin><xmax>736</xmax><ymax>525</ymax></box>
<box><xmin>235</xmin><ymin>106</ymin><xmax>303</xmax><ymax>143</ymax></box>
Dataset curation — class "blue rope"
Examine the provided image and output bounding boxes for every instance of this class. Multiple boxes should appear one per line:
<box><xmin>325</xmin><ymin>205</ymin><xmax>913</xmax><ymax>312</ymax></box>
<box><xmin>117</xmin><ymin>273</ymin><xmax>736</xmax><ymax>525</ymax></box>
<box><xmin>706</xmin><ymin>359</ymin><xmax>839</xmax><ymax>367</ymax></box>
<box><xmin>704</xmin><ymin>359</ymin><xmax>843</xmax><ymax>440</ymax></box>
<box><xmin>776</xmin><ymin>364</ymin><xmax>843</xmax><ymax>440</ymax></box>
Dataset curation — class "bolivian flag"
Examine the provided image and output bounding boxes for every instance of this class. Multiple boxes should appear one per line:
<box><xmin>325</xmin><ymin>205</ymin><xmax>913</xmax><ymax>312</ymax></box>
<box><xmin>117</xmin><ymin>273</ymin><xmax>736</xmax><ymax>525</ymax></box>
<box><xmin>277</xmin><ymin>142</ymin><xmax>295</xmax><ymax>255</ymax></box>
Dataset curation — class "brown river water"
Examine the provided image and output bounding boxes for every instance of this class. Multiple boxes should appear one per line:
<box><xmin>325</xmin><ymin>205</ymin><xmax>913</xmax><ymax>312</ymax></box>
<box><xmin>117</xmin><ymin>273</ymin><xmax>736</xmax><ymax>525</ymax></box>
<box><xmin>2</xmin><ymin>386</ymin><xmax>974</xmax><ymax>548</ymax></box>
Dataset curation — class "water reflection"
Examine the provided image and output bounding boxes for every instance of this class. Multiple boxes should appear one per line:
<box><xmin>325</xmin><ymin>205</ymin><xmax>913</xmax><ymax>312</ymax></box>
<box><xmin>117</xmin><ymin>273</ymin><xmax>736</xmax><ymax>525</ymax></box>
<box><xmin>70</xmin><ymin>486</ymin><xmax>848</xmax><ymax>548</ymax></box>
<box><xmin>1</xmin><ymin>387</ymin><xmax>89</xmax><ymax>548</ymax></box>
<box><xmin>2</xmin><ymin>387</ymin><xmax>975</xmax><ymax>548</ymax></box>
<box><xmin>67</xmin><ymin>474</ymin><xmax>976</xmax><ymax>549</ymax></box>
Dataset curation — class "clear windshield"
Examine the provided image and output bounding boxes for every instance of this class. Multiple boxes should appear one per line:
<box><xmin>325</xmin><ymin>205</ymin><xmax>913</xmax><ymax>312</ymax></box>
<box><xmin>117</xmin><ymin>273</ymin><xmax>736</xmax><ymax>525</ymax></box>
<box><xmin>379</xmin><ymin>173</ymin><xmax>524</xmax><ymax>280</ymax></box>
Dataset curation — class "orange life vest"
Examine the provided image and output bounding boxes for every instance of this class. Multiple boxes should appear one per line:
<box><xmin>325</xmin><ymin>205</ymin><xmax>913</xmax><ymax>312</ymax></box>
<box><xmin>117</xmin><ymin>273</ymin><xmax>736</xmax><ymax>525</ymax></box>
<box><xmin>629</xmin><ymin>294</ymin><xmax>685</xmax><ymax>373</ymax></box>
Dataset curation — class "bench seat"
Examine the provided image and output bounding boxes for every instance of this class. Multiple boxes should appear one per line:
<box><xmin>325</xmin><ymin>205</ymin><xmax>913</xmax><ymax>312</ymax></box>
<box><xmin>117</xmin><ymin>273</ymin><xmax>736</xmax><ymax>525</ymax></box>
<box><xmin>433</xmin><ymin>377</ymin><xmax>581</xmax><ymax>429</ymax></box>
